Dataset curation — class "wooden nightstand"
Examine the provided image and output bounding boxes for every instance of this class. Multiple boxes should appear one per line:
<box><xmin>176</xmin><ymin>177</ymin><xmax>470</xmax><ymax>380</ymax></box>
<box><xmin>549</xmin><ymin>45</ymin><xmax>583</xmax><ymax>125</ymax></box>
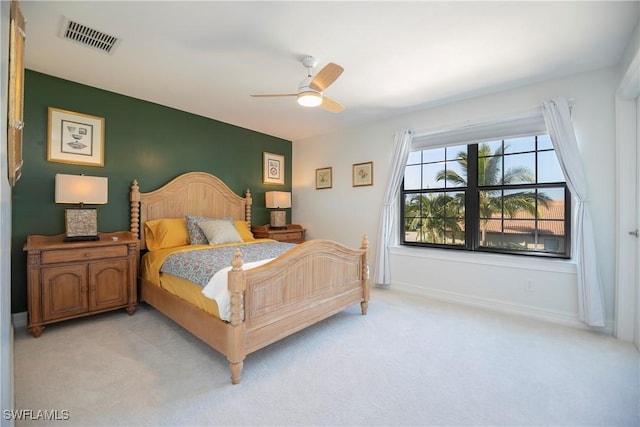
<box><xmin>252</xmin><ymin>224</ymin><xmax>306</xmax><ymax>243</ymax></box>
<box><xmin>23</xmin><ymin>231</ymin><xmax>139</xmax><ymax>337</ymax></box>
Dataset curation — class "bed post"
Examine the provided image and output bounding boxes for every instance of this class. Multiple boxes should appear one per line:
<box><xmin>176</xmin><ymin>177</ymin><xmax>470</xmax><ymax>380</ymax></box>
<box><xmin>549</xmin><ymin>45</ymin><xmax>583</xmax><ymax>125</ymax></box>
<box><xmin>245</xmin><ymin>189</ymin><xmax>252</xmax><ymax>225</ymax></box>
<box><xmin>227</xmin><ymin>249</ymin><xmax>247</xmax><ymax>384</ymax></box>
<box><xmin>360</xmin><ymin>234</ymin><xmax>370</xmax><ymax>315</ymax></box>
<box><xmin>130</xmin><ymin>179</ymin><xmax>141</xmax><ymax>238</ymax></box>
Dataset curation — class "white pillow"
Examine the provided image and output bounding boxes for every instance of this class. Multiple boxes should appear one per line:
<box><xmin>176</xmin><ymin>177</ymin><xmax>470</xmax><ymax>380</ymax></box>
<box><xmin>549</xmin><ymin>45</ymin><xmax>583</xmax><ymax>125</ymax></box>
<box><xmin>197</xmin><ymin>220</ymin><xmax>242</xmax><ymax>245</ymax></box>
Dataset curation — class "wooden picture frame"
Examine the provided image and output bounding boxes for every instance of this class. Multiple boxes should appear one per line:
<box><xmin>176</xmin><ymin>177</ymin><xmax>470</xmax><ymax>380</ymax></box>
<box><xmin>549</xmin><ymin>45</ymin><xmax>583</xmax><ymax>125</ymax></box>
<box><xmin>315</xmin><ymin>167</ymin><xmax>332</xmax><ymax>189</ymax></box>
<box><xmin>353</xmin><ymin>161</ymin><xmax>373</xmax><ymax>187</ymax></box>
<box><xmin>263</xmin><ymin>152</ymin><xmax>284</xmax><ymax>185</ymax></box>
<box><xmin>47</xmin><ymin>107</ymin><xmax>105</xmax><ymax>167</ymax></box>
<box><xmin>7</xmin><ymin>0</ymin><xmax>26</xmax><ymax>187</ymax></box>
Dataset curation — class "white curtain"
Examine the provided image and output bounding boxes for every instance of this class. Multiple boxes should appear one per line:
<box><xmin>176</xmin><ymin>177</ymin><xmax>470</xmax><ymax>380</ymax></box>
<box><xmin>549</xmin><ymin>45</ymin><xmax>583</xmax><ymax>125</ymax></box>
<box><xmin>374</xmin><ymin>129</ymin><xmax>413</xmax><ymax>285</ymax></box>
<box><xmin>542</xmin><ymin>98</ymin><xmax>605</xmax><ymax>327</ymax></box>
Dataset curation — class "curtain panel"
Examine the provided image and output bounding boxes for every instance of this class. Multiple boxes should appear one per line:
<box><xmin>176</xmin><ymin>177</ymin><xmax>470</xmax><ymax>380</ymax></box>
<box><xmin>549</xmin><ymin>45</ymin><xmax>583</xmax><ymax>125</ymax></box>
<box><xmin>542</xmin><ymin>98</ymin><xmax>605</xmax><ymax>327</ymax></box>
<box><xmin>374</xmin><ymin>129</ymin><xmax>413</xmax><ymax>285</ymax></box>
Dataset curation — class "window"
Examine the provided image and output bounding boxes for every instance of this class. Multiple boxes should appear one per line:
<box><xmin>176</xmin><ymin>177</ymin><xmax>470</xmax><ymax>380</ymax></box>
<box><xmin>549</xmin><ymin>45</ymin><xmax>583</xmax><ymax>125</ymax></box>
<box><xmin>401</xmin><ymin>134</ymin><xmax>570</xmax><ymax>258</ymax></box>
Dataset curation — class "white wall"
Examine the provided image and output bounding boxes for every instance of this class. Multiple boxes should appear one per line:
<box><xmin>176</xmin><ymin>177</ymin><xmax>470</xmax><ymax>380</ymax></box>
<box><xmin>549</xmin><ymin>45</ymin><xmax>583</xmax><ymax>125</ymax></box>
<box><xmin>619</xmin><ymin>22</ymin><xmax>639</xmax><ymax>84</ymax></box>
<box><xmin>614</xmin><ymin>21</ymin><xmax>639</xmax><ymax>344</ymax></box>
<box><xmin>0</xmin><ymin>1</ymin><xmax>15</xmax><ymax>424</ymax></box>
<box><xmin>293</xmin><ymin>67</ymin><xmax>620</xmax><ymax>330</ymax></box>
<box><xmin>636</xmin><ymin>96</ymin><xmax>639</xmax><ymax>348</ymax></box>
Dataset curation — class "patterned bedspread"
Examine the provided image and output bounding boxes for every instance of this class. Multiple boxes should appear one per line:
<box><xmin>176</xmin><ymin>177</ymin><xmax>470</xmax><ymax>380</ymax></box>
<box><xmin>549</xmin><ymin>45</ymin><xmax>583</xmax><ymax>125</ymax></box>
<box><xmin>160</xmin><ymin>242</ymin><xmax>296</xmax><ymax>287</ymax></box>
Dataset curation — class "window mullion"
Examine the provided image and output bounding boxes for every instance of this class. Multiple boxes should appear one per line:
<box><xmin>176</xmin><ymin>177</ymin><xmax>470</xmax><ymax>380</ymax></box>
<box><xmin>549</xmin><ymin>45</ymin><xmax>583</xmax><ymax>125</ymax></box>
<box><xmin>466</xmin><ymin>144</ymin><xmax>479</xmax><ymax>250</ymax></box>
<box><xmin>564</xmin><ymin>186</ymin><xmax>572</xmax><ymax>258</ymax></box>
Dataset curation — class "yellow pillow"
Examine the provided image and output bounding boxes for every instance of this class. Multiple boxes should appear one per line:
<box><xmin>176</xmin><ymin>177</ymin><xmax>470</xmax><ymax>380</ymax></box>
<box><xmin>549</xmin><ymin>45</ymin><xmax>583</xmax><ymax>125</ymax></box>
<box><xmin>145</xmin><ymin>218</ymin><xmax>190</xmax><ymax>251</ymax></box>
<box><xmin>234</xmin><ymin>220</ymin><xmax>255</xmax><ymax>242</ymax></box>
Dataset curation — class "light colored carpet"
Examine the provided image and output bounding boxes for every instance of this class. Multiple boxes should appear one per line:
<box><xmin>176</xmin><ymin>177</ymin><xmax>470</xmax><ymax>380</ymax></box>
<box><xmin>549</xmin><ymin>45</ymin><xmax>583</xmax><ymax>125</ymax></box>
<box><xmin>14</xmin><ymin>288</ymin><xmax>640</xmax><ymax>427</ymax></box>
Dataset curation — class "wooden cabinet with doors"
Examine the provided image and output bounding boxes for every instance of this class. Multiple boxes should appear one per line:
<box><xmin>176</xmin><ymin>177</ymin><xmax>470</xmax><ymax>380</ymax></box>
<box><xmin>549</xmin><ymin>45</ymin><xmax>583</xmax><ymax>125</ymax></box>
<box><xmin>24</xmin><ymin>231</ymin><xmax>139</xmax><ymax>337</ymax></box>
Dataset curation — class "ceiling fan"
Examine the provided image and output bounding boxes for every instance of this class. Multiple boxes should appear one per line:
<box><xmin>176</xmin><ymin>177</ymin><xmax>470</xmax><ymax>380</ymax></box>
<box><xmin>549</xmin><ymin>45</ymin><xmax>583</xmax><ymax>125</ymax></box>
<box><xmin>251</xmin><ymin>56</ymin><xmax>345</xmax><ymax>113</ymax></box>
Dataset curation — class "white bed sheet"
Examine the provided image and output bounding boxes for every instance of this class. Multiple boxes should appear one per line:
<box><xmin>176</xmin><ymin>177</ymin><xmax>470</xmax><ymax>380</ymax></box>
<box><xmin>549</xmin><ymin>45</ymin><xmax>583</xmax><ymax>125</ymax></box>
<box><xmin>201</xmin><ymin>258</ymin><xmax>275</xmax><ymax>321</ymax></box>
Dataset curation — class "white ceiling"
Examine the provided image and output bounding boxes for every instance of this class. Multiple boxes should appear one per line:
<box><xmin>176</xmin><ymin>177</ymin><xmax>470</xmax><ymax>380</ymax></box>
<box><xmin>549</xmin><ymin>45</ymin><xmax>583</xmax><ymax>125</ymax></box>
<box><xmin>20</xmin><ymin>1</ymin><xmax>639</xmax><ymax>142</ymax></box>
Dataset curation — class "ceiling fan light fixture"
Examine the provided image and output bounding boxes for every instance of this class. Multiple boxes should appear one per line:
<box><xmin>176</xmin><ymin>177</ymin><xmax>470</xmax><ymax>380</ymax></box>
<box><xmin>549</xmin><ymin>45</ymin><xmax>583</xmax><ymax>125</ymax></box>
<box><xmin>297</xmin><ymin>91</ymin><xmax>322</xmax><ymax>107</ymax></box>
<box><xmin>252</xmin><ymin>56</ymin><xmax>343</xmax><ymax>112</ymax></box>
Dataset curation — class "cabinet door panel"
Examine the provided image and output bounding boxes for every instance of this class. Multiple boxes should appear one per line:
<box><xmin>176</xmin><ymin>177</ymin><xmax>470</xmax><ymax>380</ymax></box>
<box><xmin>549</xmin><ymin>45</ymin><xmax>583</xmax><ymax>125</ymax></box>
<box><xmin>41</xmin><ymin>265</ymin><xmax>88</xmax><ymax>321</ymax></box>
<box><xmin>89</xmin><ymin>259</ymin><xmax>129</xmax><ymax>311</ymax></box>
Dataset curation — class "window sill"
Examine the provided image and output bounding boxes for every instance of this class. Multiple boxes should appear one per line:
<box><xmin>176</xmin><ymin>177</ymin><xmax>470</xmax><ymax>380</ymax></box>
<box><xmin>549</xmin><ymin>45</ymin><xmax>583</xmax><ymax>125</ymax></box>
<box><xmin>389</xmin><ymin>245</ymin><xmax>576</xmax><ymax>274</ymax></box>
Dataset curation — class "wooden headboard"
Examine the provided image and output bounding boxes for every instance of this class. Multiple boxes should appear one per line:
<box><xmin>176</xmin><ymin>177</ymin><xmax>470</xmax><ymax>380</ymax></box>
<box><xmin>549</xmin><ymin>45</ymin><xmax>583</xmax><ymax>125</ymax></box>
<box><xmin>130</xmin><ymin>172</ymin><xmax>252</xmax><ymax>250</ymax></box>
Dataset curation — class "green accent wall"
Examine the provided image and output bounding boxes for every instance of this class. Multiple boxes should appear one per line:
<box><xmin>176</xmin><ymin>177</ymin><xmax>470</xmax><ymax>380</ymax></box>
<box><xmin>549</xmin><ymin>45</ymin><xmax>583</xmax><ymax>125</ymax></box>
<box><xmin>11</xmin><ymin>70</ymin><xmax>292</xmax><ymax>313</ymax></box>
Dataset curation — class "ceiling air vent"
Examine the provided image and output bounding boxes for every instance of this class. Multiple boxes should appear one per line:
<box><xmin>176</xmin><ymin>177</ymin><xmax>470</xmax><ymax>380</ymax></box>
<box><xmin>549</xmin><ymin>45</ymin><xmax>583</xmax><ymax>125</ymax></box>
<box><xmin>59</xmin><ymin>18</ymin><xmax>120</xmax><ymax>54</ymax></box>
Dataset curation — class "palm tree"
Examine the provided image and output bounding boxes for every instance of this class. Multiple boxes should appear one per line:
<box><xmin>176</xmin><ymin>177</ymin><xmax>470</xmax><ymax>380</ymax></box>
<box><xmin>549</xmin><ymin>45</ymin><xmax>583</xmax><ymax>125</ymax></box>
<box><xmin>435</xmin><ymin>143</ymin><xmax>550</xmax><ymax>246</ymax></box>
<box><xmin>404</xmin><ymin>192</ymin><xmax>463</xmax><ymax>244</ymax></box>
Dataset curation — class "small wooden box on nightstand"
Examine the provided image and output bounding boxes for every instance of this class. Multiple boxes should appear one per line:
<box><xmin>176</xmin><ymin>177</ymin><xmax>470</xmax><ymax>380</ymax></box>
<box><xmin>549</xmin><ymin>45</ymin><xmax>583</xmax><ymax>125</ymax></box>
<box><xmin>23</xmin><ymin>231</ymin><xmax>139</xmax><ymax>337</ymax></box>
<box><xmin>251</xmin><ymin>224</ymin><xmax>306</xmax><ymax>243</ymax></box>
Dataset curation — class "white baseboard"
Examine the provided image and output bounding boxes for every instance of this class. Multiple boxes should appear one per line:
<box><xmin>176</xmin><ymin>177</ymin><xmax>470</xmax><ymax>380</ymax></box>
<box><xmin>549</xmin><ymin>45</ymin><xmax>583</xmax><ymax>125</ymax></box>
<box><xmin>390</xmin><ymin>281</ymin><xmax>614</xmax><ymax>335</ymax></box>
<box><xmin>12</xmin><ymin>311</ymin><xmax>27</xmax><ymax>329</ymax></box>
<box><xmin>11</xmin><ymin>286</ymin><xmax>615</xmax><ymax>335</ymax></box>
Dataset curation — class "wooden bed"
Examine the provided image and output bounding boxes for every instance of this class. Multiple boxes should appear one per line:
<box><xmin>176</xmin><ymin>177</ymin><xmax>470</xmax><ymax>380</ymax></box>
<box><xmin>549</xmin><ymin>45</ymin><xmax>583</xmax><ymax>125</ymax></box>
<box><xmin>129</xmin><ymin>171</ymin><xmax>370</xmax><ymax>384</ymax></box>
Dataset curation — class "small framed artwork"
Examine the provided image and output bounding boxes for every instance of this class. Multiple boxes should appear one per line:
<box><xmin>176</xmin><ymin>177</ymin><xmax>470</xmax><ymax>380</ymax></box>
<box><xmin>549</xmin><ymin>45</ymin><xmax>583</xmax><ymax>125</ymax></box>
<box><xmin>315</xmin><ymin>167</ymin><xmax>332</xmax><ymax>189</ymax></box>
<box><xmin>263</xmin><ymin>152</ymin><xmax>285</xmax><ymax>185</ymax></box>
<box><xmin>47</xmin><ymin>107</ymin><xmax>105</xmax><ymax>167</ymax></box>
<box><xmin>353</xmin><ymin>161</ymin><xmax>374</xmax><ymax>187</ymax></box>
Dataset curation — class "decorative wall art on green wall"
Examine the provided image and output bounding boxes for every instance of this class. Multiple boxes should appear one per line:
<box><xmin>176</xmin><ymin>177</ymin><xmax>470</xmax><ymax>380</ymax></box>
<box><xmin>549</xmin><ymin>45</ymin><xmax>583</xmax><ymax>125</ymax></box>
<box><xmin>11</xmin><ymin>70</ymin><xmax>292</xmax><ymax>313</ymax></box>
<box><xmin>46</xmin><ymin>107</ymin><xmax>105</xmax><ymax>167</ymax></box>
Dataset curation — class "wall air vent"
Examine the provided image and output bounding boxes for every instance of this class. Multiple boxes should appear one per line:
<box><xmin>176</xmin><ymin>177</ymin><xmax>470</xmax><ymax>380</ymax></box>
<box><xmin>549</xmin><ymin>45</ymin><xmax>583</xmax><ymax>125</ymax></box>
<box><xmin>59</xmin><ymin>18</ymin><xmax>120</xmax><ymax>54</ymax></box>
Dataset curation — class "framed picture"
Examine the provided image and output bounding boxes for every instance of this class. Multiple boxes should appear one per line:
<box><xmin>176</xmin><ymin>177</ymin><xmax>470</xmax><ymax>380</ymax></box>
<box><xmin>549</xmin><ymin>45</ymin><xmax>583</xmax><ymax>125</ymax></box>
<box><xmin>353</xmin><ymin>161</ymin><xmax>374</xmax><ymax>187</ymax></box>
<box><xmin>263</xmin><ymin>152</ymin><xmax>284</xmax><ymax>185</ymax></box>
<box><xmin>315</xmin><ymin>167</ymin><xmax>332</xmax><ymax>189</ymax></box>
<box><xmin>7</xmin><ymin>0</ymin><xmax>26</xmax><ymax>187</ymax></box>
<box><xmin>47</xmin><ymin>107</ymin><xmax>105</xmax><ymax>167</ymax></box>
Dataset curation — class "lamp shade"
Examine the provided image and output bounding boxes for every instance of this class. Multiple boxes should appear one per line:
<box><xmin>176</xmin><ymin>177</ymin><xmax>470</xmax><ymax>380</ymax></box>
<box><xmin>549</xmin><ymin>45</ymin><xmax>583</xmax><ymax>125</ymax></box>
<box><xmin>265</xmin><ymin>191</ymin><xmax>291</xmax><ymax>209</ymax></box>
<box><xmin>55</xmin><ymin>174</ymin><xmax>108</xmax><ymax>204</ymax></box>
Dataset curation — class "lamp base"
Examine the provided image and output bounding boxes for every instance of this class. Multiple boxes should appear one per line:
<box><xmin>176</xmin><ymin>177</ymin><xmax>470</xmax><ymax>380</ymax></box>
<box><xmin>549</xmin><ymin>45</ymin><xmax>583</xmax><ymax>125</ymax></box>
<box><xmin>270</xmin><ymin>210</ymin><xmax>287</xmax><ymax>228</ymax></box>
<box><xmin>64</xmin><ymin>208</ymin><xmax>99</xmax><ymax>241</ymax></box>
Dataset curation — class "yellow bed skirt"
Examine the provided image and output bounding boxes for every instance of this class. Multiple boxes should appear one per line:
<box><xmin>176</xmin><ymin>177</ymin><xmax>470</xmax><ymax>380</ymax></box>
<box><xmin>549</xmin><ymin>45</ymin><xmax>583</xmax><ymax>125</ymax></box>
<box><xmin>157</xmin><ymin>272</ymin><xmax>222</xmax><ymax>319</ymax></box>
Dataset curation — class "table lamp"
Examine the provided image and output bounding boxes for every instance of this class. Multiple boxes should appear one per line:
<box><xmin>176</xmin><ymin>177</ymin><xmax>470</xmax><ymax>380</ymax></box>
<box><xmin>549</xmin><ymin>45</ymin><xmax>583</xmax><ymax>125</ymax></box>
<box><xmin>265</xmin><ymin>191</ymin><xmax>291</xmax><ymax>229</ymax></box>
<box><xmin>55</xmin><ymin>173</ymin><xmax>108</xmax><ymax>241</ymax></box>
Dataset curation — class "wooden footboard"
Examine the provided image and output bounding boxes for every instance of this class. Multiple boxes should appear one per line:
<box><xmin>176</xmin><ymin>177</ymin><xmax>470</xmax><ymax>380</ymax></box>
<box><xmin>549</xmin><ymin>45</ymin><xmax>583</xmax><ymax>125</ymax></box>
<box><xmin>227</xmin><ymin>236</ymin><xmax>370</xmax><ymax>384</ymax></box>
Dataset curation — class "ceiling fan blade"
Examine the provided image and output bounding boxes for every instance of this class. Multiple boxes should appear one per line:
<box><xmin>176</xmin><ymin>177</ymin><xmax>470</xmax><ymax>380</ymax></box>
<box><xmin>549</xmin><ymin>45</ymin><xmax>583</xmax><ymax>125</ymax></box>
<box><xmin>250</xmin><ymin>93</ymin><xmax>297</xmax><ymax>97</ymax></box>
<box><xmin>309</xmin><ymin>63</ymin><xmax>344</xmax><ymax>92</ymax></box>
<box><xmin>321</xmin><ymin>96</ymin><xmax>344</xmax><ymax>113</ymax></box>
